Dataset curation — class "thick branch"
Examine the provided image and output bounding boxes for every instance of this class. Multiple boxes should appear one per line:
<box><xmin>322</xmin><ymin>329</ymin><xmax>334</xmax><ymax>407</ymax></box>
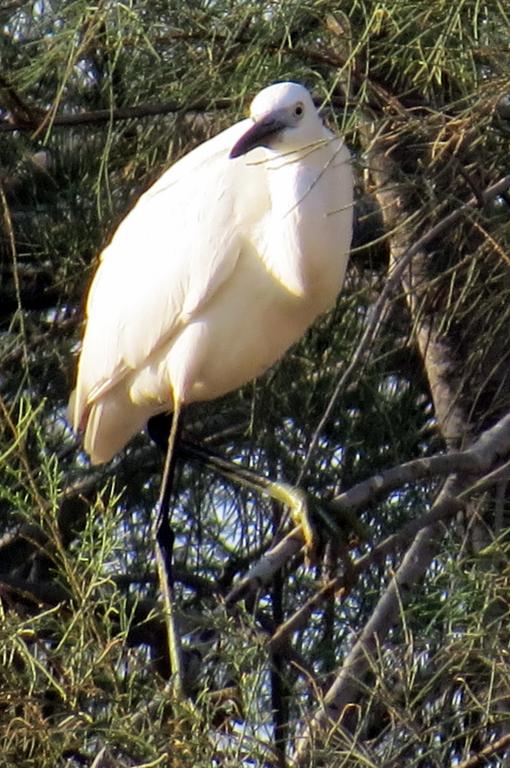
<box><xmin>293</xmin><ymin>478</ymin><xmax>460</xmax><ymax>765</ymax></box>
<box><xmin>274</xmin><ymin>410</ymin><xmax>510</xmax><ymax>656</ymax></box>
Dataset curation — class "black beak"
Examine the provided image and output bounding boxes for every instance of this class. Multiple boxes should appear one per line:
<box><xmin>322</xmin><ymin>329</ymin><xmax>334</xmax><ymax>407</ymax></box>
<box><xmin>229</xmin><ymin>117</ymin><xmax>287</xmax><ymax>159</ymax></box>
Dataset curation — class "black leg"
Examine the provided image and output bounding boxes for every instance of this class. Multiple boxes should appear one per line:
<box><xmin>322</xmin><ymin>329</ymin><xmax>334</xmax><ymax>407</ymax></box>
<box><xmin>147</xmin><ymin>411</ymin><xmax>173</xmax><ymax>453</ymax></box>
<box><xmin>153</xmin><ymin>400</ymin><xmax>185</xmax><ymax>697</ymax></box>
<box><xmin>155</xmin><ymin>414</ymin><xmax>178</xmax><ymax>577</ymax></box>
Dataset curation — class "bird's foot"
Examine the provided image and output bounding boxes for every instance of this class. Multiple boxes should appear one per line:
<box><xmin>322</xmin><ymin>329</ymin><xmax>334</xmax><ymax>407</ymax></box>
<box><xmin>266</xmin><ymin>481</ymin><xmax>321</xmax><ymax>565</ymax></box>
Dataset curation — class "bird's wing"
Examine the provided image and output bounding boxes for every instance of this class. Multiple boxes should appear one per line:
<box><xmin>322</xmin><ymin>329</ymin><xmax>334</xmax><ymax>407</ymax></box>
<box><xmin>72</xmin><ymin>121</ymin><xmax>255</xmax><ymax>429</ymax></box>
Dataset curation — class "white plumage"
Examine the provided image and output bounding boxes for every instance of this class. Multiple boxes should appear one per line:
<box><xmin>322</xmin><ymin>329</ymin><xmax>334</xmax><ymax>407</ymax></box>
<box><xmin>70</xmin><ymin>82</ymin><xmax>353</xmax><ymax>463</ymax></box>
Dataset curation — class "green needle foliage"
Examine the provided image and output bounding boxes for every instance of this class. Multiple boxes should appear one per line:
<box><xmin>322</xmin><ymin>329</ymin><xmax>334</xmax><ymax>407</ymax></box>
<box><xmin>1</xmin><ymin>1</ymin><xmax>510</xmax><ymax>766</ymax></box>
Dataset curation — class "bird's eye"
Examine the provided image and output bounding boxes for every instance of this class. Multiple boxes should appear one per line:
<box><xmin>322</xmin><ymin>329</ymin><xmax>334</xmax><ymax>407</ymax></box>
<box><xmin>294</xmin><ymin>103</ymin><xmax>304</xmax><ymax>118</ymax></box>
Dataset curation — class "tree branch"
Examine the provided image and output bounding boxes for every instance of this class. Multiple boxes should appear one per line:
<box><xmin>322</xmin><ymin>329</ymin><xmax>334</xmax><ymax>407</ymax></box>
<box><xmin>0</xmin><ymin>98</ymin><xmax>232</xmax><ymax>133</ymax></box>
<box><xmin>456</xmin><ymin>732</ymin><xmax>510</xmax><ymax>768</ymax></box>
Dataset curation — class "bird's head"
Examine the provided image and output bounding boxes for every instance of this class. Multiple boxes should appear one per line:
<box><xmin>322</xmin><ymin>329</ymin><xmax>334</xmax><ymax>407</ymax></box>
<box><xmin>229</xmin><ymin>82</ymin><xmax>324</xmax><ymax>159</ymax></box>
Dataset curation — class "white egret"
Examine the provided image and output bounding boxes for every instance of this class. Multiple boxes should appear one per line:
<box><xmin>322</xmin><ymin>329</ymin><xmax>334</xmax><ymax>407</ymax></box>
<box><xmin>70</xmin><ymin>81</ymin><xmax>353</xmax><ymax>464</ymax></box>
<box><xmin>70</xmin><ymin>82</ymin><xmax>353</xmax><ymax>694</ymax></box>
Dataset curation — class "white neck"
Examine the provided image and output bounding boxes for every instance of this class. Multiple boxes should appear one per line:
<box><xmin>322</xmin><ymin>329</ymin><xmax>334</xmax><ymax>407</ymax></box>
<box><xmin>260</xmin><ymin>140</ymin><xmax>333</xmax><ymax>297</ymax></box>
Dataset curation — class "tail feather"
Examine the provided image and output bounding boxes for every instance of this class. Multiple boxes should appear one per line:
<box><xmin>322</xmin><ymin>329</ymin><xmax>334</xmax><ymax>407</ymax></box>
<box><xmin>83</xmin><ymin>387</ymin><xmax>154</xmax><ymax>464</ymax></box>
